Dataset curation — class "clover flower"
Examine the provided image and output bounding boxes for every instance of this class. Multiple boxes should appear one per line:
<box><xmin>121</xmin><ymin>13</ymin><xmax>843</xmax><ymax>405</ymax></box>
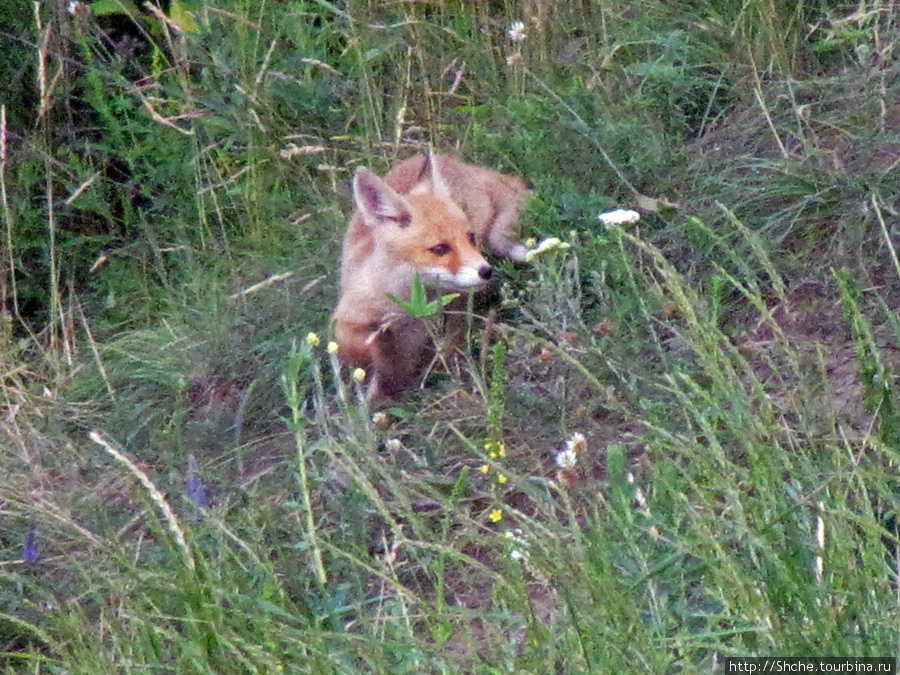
<box><xmin>305</xmin><ymin>332</ymin><xmax>320</xmax><ymax>347</ymax></box>
<box><xmin>352</xmin><ymin>367</ymin><xmax>367</xmax><ymax>383</ymax></box>
<box><xmin>327</xmin><ymin>341</ymin><xmax>339</xmax><ymax>354</ymax></box>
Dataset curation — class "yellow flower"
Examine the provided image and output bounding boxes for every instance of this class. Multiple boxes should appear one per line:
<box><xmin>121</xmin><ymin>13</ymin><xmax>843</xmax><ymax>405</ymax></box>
<box><xmin>352</xmin><ymin>367</ymin><xmax>367</xmax><ymax>383</ymax></box>
<box><xmin>496</xmin><ymin>474</ymin><xmax>508</xmax><ymax>484</ymax></box>
<box><xmin>305</xmin><ymin>332</ymin><xmax>320</xmax><ymax>347</ymax></box>
<box><xmin>485</xmin><ymin>440</ymin><xmax>507</xmax><ymax>459</ymax></box>
<box><xmin>479</xmin><ymin>464</ymin><xmax>491</xmax><ymax>474</ymax></box>
<box><xmin>489</xmin><ymin>508</ymin><xmax>503</xmax><ymax>523</ymax></box>
<box><xmin>327</xmin><ymin>341</ymin><xmax>339</xmax><ymax>354</ymax></box>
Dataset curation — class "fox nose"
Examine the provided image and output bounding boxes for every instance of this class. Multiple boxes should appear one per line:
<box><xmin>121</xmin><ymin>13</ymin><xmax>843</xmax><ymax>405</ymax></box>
<box><xmin>478</xmin><ymin>265</ymin><xmax>493</xmax><ymax>281</ymax></box>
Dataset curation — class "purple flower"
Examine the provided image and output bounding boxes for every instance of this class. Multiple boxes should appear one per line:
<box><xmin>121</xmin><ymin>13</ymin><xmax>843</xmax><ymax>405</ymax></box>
<box><xmin>187</xmin><ymin>456</ymin><xmax>209</xmax><ymax>510</ymax></box>
<box><xmin>23</xmin><ymin>522</ymin><xmax>38</xmax><ymax>563</ymax></box>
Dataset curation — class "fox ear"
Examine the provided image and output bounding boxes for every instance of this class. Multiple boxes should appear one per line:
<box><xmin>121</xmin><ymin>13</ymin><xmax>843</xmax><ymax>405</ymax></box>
<box><xmin>354</xmin><ymin>167</ymin><xmax>412</xmax><ymax>227</ymax></box>
<box><xmin>415</xmin><ymin>151</ymin><xmax>453</xmax><ymax>201</ymax></box>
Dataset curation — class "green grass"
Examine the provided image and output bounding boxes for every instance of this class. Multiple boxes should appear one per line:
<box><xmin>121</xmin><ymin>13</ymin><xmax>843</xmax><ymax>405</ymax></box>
<box><xmin>2</xmin><ymin>0</ymin><xmax>900</xmax><ymax>672</ymax></box>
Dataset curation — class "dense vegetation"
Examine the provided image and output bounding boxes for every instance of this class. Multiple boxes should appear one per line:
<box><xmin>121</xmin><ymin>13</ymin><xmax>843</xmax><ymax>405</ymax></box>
<box><xmin>2</xmin><ymin>0</ymin><xmax>900</xmax><ymax>672</ymax></box>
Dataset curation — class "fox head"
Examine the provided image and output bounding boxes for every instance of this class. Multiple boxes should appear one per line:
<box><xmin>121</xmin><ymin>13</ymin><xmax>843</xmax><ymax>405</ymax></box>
<box><xmin>352</xmin><ymin>154</ymin><xmax>493</xmax><ymax>292</ymax></box>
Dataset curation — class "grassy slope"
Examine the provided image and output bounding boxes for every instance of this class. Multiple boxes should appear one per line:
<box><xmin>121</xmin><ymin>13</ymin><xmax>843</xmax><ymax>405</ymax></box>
<box><xmin>1</xmin><ymin>0</ymin><xmax>900</xmax><ymax>672</ymax></box>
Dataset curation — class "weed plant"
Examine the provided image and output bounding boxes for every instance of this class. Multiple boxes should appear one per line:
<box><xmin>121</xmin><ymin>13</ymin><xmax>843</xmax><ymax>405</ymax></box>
<box><xmin>2</xmin><ymin>0</ymin><xmax>900</xmax><ymax>672</ymax></box>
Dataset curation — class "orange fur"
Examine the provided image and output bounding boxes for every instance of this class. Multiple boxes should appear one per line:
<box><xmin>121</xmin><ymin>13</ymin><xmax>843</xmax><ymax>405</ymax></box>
<box><xmin>333</xmin><ymin>153</ymin><xmax>528</xmax><ymax>398</ymax></box>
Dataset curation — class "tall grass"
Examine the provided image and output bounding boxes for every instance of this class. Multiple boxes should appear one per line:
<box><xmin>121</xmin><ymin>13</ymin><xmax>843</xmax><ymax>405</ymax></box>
<box><xmin>2</xmin><ymin>0</ymin><xmax>900</xmax><ymax>672</ymax></box>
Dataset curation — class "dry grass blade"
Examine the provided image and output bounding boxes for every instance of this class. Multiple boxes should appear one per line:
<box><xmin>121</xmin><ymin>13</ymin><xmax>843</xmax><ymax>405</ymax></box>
<box><xmin>88</xmin><ymin>430</ymin><xmax>194</xmax><ymax>573</ymax></box>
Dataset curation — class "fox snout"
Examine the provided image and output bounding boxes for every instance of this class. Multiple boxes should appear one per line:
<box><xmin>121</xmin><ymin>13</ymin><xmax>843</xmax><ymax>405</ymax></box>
<box><xmin>461</xmin><ymin>261</ymin><xmax>493</xmax><ymax>288</ymax></box>
<box><xmin>426</xmin><ymin>260</ymin><xmax>493</xmax><ymax>291</ymax></box>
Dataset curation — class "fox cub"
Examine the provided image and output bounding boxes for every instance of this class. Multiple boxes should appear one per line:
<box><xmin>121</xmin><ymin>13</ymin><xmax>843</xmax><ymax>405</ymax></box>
<box><xmin>333</xmin><ymin>153</ymin><xmax>529</xmax><ymax>398</ymax></box>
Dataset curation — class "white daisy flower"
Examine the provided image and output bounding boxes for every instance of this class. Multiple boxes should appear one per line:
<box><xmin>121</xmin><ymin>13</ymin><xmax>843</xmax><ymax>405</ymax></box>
<box><xmin>555</xmin><ymin>446</ymin><xmax>578</xmax><ymax>470</ymax></box>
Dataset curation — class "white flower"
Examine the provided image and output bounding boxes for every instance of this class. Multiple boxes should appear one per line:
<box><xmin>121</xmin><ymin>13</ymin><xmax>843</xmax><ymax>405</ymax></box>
<box><xmin>555</xmin><ymin>432</ymin><xmax>586</xmax><ymax>469</ymax></box>
<box><xmin>67</xmin><ymin>0</ymin><xmax>88</xmax><ymax>15</ymax></box>
<box><xmin>510</xmin><ymin>548</ymin><xmax>530</xmax><ymax>562</ymax></box>
<box><xmin>504</xmin><ymin>529</ymin><xmax>528</xmax><ymax>546</ymax></box>
<box><xmin>524</xmin><ymin>237</ymin><xmax>571</xmax><ymax>261</ymax></box>
<box><xmin>598</xmin><ymin>209</ymin><xmax>641</xmax><ymax>227</ymax></box>
<box><xmin>372</xmin><ymin>411</ymin><xmax>390</xmax><ymax>430</ymax></box>
<box><xmin>508</xmin><ymin>21</ymin><xmax>527</xmax><ymax>42</ymax></box>
<box><xmin>567</xmin><ymin>432</ymin><xmax>587</xmax><ymax>454</ymax></box>
<box><xmin>555</xmin><ymin>447</ymin><xmax>578</xmax><ymax>470</ymax></box>
<box><xmin>504</xmin><ymin>529</ymin><xmax>530</xmax><ymax>562</ymax></box>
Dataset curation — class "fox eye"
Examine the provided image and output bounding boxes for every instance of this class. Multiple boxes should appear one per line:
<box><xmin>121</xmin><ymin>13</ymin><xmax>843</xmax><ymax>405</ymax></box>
<box><xmin>429</xmin><ymin>242</ymin><xmax>452</xmax><ymax>256</ymax></box>
<box><xmin>467</xmin><ymin>232</ymin><xmax>477</xmax><ymax>245</ymax></box>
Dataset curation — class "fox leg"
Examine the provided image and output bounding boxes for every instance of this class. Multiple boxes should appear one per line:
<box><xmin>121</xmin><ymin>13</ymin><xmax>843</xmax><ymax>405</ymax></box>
<box><xmin>367</xmin><ymin>315</ymin><xmax>434</xmax><ymax>399</ymax></box>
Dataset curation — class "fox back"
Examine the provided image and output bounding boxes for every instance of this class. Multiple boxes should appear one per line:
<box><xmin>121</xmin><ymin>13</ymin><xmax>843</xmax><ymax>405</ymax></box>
<box><xmin>333</xmin><ymin>153</ymin><xmax>527</xmax><ymax>398</ymax></box>
<box><xmin>382</xmin><ymin>154</ymin><xmax>530</xmax><ymax>262</ymax></box>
